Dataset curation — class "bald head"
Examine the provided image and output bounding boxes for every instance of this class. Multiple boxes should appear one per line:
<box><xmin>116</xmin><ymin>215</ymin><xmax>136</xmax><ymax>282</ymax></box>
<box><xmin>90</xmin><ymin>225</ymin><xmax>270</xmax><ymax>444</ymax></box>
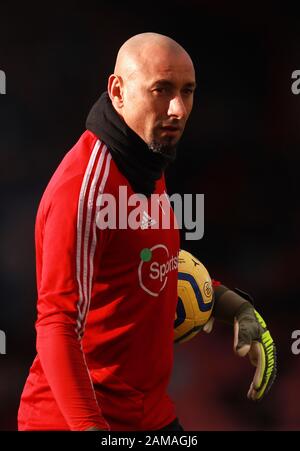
<box><xmin>114</xmin><ymin>32</ymin><xmax>194</xmax><ymax>81</ymax></box>
<box><xmin>107</xmin><ymin>32</ymin><xmax>196</xmax><ymax>153</ymax></box>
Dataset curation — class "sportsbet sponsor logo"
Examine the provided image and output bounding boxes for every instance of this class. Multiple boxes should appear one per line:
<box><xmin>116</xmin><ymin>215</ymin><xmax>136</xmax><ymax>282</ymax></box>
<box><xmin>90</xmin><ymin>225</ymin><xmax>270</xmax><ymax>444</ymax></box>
<box><xmin>139</xmin><ymin>245</ymin><xmax>178</xmax><ymax>297</ymax></box>
<box><xmin>140</xmin><ymin>247</ymin><xmax>178</xmax><ymax>282</ymax></box>
<box><xmin>140</xmin><ymin>248</ymin><xmax>152</xmax><ymax>262</ymax></box>
<box><xmin>149</xmin><ymin>254</ymin><xmax>178</xmax><ymax>283</ymax></box>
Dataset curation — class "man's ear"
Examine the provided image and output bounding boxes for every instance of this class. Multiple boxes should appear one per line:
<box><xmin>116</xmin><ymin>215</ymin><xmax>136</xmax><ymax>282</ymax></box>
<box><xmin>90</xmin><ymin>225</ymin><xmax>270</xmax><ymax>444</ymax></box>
<box><xmin>107</xmin><ymin>74</ymin><xmax>124</xmax><ymax>109</ymax></box>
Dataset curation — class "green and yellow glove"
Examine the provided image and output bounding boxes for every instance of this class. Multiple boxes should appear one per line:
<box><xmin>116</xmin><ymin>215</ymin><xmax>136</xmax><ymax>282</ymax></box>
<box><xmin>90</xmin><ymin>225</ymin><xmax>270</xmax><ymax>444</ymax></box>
<box><xmin>234</xmin><ymin>303</ymin><xmax>277</xmax><ymax>401</ymax></box>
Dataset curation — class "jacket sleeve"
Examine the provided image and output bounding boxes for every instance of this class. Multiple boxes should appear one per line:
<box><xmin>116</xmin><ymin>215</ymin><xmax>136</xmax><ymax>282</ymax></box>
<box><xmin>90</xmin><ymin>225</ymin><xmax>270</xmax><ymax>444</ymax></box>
<box><xmin>35</xmin><ymin>174</ymin><xmax>109</xmax><ymax>431</ymax></box>
<box><xmin>212</xmin><ymin>279</ymin><xmax>221</xmax><ymax>288</ymax></box>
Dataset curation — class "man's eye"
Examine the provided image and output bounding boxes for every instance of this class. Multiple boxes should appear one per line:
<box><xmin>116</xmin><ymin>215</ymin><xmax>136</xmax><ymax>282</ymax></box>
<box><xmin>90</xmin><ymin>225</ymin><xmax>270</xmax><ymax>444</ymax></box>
<box><xmin>153</xmin><ymin>87</ymin><xmax>165</xmax><ymax>93</ymax></box>
<box><xmin>182</xmin><ymin>88</ymin><xmax>194</xmax><ymax>95</ymax></box>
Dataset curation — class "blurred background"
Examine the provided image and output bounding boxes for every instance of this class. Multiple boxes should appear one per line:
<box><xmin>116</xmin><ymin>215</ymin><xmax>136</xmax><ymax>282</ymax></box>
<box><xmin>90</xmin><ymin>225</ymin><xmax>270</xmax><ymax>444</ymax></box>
<box><xmin>1</xmin><ymin>1</ymin><xmax>300</xmax><ymax>430</ymax></box>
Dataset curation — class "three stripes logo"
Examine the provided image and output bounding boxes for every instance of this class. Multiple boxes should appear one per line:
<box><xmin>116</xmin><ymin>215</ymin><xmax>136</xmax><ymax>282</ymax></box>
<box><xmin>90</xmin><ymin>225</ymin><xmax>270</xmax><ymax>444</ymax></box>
<box><xmin>140</xmin><ymin>211</ymin><xmax>157</xmax><ymax>229</ymax></box>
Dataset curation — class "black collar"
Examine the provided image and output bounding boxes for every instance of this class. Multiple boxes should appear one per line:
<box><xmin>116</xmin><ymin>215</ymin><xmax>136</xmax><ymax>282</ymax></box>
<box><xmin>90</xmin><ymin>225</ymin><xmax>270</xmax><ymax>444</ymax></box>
<box><xmin>86</xmin><ymin>92</ymin><xmax>175</xmax><ymax>197</ymax></box>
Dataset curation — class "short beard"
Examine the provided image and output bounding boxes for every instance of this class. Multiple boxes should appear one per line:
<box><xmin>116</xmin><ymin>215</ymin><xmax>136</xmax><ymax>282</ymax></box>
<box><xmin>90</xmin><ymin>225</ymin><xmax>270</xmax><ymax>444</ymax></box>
<box><xmin>148</xmin><ymin>140</ymin><xmax>177</xmax><ymax>162</ymax></box>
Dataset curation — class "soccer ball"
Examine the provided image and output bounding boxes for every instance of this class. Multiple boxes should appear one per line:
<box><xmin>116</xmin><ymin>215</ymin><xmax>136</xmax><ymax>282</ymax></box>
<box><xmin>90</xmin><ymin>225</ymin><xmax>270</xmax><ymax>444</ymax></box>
<box><xmin>174</xmin><ymin>249</ymin><xmax>214</xmax><ymax>344</ymax></box>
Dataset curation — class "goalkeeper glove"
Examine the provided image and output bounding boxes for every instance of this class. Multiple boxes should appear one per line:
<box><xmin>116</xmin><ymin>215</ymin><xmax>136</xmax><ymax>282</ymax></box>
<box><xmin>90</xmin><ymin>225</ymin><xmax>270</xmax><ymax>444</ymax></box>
<box><xmin>234</xmin><ymin>303</ymin><xmax>277</xmax><ymax>401</ymax></box>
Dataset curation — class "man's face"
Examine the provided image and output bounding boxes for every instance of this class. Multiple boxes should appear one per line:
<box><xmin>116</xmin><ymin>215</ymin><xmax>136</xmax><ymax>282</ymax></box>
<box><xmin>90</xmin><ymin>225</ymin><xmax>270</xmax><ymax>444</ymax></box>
<box><xmin>120</xmin><ymin>51</ymin><xmax>196</xmax><ymax>154</ymax></box>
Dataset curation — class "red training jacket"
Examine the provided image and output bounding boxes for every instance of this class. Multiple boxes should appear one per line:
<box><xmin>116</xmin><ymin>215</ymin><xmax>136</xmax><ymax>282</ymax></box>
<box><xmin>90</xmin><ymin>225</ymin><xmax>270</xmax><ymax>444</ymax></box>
<box><xmin>18</xmin><ymin>130</ymin><xmax>180</xmax><ymax>431</ymax></box>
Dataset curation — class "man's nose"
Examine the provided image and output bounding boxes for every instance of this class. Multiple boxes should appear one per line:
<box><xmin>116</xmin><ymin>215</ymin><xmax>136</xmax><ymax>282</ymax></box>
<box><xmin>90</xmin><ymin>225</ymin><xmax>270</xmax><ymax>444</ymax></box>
<box><xmin>167</xmin><ymin>96</ymin><xmax>186</xmax><ymax>119</ymax></box>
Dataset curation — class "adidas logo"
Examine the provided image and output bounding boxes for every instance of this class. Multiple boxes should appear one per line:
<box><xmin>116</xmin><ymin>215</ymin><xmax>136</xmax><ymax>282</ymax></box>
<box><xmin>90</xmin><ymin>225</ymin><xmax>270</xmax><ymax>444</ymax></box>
<box><xmin>141</xmin><ymin>211</ymin><xmax>157</xmax><ymax>229</ymax></box>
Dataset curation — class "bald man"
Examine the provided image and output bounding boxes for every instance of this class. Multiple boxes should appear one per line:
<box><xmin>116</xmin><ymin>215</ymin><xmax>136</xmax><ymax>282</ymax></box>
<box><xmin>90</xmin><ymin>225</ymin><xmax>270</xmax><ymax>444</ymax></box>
<box><xmin>18</xmin><ymin>32</ymin><xmax>194</xmax><ymax>431</ymax></box>
<box><xmin>18</xmin><ymin>32</ymin><xmax>276</xmax><ymax>431</ymax></box>
<box><xmin>108</xmin><ymin>32</ymin><xmax>196</xmax><ymax>158</ymax></box>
